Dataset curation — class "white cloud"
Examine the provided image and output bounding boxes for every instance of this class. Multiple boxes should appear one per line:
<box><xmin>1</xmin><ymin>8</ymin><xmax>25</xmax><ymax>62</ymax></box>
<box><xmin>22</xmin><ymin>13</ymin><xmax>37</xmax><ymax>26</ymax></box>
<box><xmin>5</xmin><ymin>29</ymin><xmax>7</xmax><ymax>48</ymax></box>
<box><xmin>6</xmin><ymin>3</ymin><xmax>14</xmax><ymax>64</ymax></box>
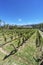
<box><xmin>18</xmin><ymin>18</ymin><xmax>22</xmax><ymax>22</ymax></box>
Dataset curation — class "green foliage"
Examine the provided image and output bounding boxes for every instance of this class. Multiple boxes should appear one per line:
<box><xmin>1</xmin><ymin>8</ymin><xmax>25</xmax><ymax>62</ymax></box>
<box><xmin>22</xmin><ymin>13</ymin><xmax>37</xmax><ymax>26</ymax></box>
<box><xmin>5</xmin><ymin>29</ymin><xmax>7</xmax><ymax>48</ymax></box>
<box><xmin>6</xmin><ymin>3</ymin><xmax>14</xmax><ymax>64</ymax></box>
<box><xmin>36</xmin><ymin>30</ymin><xmax>42</xmax><ymax>47</ymax></box>
<box><xmin>0</xmin><ymin>28</ymin><xmax>37</xmax><ymax>65</ymax></box>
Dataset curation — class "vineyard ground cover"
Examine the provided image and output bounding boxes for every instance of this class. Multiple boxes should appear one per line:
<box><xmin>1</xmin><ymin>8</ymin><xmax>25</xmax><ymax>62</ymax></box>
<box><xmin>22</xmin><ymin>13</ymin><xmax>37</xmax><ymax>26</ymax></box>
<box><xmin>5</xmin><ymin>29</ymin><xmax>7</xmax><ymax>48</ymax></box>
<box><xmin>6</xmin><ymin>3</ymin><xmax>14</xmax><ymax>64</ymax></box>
<box><xmin>0</xmin><ymin>31</ymin><xmax>37</xmax><ymax>65</ymax></box>
<box><xmin>1</xmin><ymin>29</ymin><xmax>35</xmax><ymax>53</ymax></box>
<box><xmin>2</xmin><ymin>39</ymin><xmax>19</xmax><ymax>52</ymax></box>
<box><xmin>0</xmin><ymin>29</ymin><xmax>39</xmax><ymax>65</ymax></box>
<box><xmin>0</xmin><ymin>29</ymin><xmax>35</xmax><ymax>46</ymax></box>
<box><xmin>0</xmin><ymin>33</ymin><xmax>17</xmax><ymax>45</ymax></box>
<box><xmin>0</xmin><ymin>36</ymin><xmax>18</xmax><ymax>47</ymax></box>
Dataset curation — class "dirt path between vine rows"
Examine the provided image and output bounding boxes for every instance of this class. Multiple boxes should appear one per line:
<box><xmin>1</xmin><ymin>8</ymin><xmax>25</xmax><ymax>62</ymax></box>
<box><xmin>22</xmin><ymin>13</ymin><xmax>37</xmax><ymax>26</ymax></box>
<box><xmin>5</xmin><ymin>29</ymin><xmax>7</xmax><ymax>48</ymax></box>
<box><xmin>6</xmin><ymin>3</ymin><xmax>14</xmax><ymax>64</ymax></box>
<box><xmin>0</xmin><ymin>47</ymin><xmax>9</xmax><ymax>55</ymax></box>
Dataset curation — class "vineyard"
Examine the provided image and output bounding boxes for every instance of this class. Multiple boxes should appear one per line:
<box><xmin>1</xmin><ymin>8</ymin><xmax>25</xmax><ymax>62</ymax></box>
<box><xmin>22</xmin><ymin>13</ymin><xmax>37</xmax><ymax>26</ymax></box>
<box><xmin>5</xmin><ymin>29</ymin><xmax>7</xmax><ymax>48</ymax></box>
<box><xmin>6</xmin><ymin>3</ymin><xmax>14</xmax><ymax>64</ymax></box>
<box><xmin>0</xmin><ymin>28</ymin><xmax>43</xmax><ymax>65</ymax></box>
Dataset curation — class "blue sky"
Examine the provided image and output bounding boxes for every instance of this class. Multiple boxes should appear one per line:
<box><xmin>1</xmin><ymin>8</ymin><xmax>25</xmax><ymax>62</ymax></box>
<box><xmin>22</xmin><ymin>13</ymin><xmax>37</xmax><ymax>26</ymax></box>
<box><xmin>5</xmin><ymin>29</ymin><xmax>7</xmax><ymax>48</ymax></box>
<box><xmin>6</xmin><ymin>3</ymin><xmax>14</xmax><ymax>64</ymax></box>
<box><xmin>0</xmin><ymin>0</ymin><xmax>43</xmax><ymax>25</ymax></box>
